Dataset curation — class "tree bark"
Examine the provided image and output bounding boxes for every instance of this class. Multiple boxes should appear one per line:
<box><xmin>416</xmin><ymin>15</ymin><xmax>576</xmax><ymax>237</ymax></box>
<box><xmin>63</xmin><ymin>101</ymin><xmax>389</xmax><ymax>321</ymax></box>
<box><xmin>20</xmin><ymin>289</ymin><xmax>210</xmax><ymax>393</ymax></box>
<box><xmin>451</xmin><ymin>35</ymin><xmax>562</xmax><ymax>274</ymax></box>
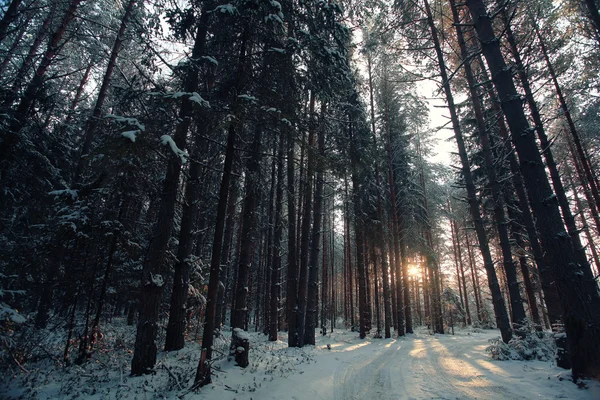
<box><xmin>467</xmin><ymin>0</ymin><xmax>600</xmax><ymax>379</ymax></box>
<box><xmin>73</xmin><ymin>0</ymin><xmax>136</xmax><ymax>183</ymax></box>
<box><xmin>0</xmin><ymin>0</ymin><xmax>83</xmax><ymax>165</ymax></box>
<box><xmin>535</xmin><ymin>23</ymin><xmax>600</xmax><ymax>223</ymax></box>
<box><xmin>502</xmin><ymin>11</ymin><xmax>594</xmax><ymax>286</ymax></box>
<box><xmin>351</xmin><ymin>170</ymin><xmax>368</xmax><ymax>339</ymax></box>
<box><xmin>296</xmin><ymin>92</ymin><xmax>315</xmax><ymax>346</ymax></box>
<box><xmin>0</xmin><ymin>0</ymin><xmax>23</xmax><ymax>45</ymax></box>
<box><xmin>4</xmin><ymin>8</ymin><xmax>54</xmax><ymax>108</ymax></box>
<box><xmin>473</xmin><ymin>53</ymin><xmax>563</xmax><ymax>326</ymax></box>
<box><xmin>286</xmin><ymin>128</ymin><xmax>299</xmax><ymax>346</ymax></box>
<box><xmin>269</xmin><ymin>132</ymin><xmax>285</xmax><ymax>341</ymax></box>
<box><xmin>164</xmin><ymin>137</ymin><xmax>208</xmax><ymax>351</ymax></box>
<box><xmin>305</xmin><ymin>104</ymin><xmax>325</xmax><ymax>345</ymax></box>
<box><xmin>384</xmin><ymin>100</ymin><xmax>405</xmax><ymax>336</ymax></box>
<box><xmin>426</xmin><ymin>0</ymin><xmax>511</xmax><ymax>341</ymax></box>
<box><xmin>450</xmin><ymin>1</ymin><xmax>526</xmax><ymax>328</ymax></box>
<box><xmin>131</xmin><ymin>5</ymin><xmax>211</xmax><ymax>375</ymax></box>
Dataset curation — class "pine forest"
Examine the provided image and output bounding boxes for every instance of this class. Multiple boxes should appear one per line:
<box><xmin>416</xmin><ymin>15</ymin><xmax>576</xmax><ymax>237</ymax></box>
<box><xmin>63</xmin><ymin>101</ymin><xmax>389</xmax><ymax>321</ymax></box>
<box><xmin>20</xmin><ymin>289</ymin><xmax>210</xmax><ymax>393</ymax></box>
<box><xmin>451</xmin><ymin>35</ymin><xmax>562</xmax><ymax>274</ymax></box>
<box><xmin>1</xmin><ymin>0</ymin><xmax>600</xmax><ymax>398</ymax></box>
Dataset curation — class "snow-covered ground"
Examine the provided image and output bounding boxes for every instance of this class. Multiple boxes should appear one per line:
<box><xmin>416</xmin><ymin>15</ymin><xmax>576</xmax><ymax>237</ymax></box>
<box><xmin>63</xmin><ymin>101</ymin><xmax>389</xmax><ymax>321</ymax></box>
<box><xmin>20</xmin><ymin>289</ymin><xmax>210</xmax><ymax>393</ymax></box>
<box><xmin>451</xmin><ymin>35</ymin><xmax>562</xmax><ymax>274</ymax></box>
<box><xmin>2</xmin><ymin>321</ymin><xmax>598</xmax><ymax>399</ymax></box>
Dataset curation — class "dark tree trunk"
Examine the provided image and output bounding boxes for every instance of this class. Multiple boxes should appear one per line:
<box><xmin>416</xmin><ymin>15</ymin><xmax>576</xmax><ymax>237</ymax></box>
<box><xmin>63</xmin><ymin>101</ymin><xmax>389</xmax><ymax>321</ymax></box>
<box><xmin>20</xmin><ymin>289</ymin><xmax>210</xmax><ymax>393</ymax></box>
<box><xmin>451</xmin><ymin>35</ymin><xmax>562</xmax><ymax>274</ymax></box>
<box><xmin>4</xmin><ymin>8</ymin><xmax>54</xmax><ymax>107</ymax></box>
<box><xmin>0</xmin><ymin>0</ymin><xmax>23</xmax><ymax>44</ymax></box>
<box><xmin>427</xmin><ymin>0</ymin><xmax>511</xmax><ymax>341</ymax></box>
<box><xmin>473</xmin><ymin>54</ymin><xmax>563</xmax><ymax>326</ymax></box>
<box><xmin>388</xmin><ymin>227</ymin><xmax>398</xmax><ymax>331</ymax></box>
<box><xmin>269</xmin><ymin>132</ymin><xmax>285</xmax><ymax>341</ymax></box>
<box><xmin>131</xmin><ymin>6</ymin><xmax>211</xmax><ymax>375</ymax></box>
<box><xmin>215</xmin><ymin>163</ymin><xmax>239</xmax><ymax>331</ymax></box>
<box><xmin>345</xmin><ymin>180</ymin><xmax>355</xmax><ymax>330</ymax></box>
<box><xmin>450</xmin><ymin>2</ymin><xmax>526</xmax><ymax>328</ymax></box>
<box><xmin>501</xmin><ymin>11</ymin><xmax>594</xmax><ymax>288</ymax></box>
<box><xmin>305</xmin><ymin>104</ymin><xmax>325</xmax><ymax>345</ymax></box>
<box><xmin>321</xmin><ymin>201</ymin><xmax>329</xmax><ymax>335</ymax></box>
<box><xmin>296</xmin><ymin>92</ymin><xmax>316</xmax><ymax>346</ymax></box>
<box><xmin>262</xmin><ymin>146</ymin><xmax>277</xmax><ymax>335</ymax></box>
<box><xmin>0</xmin><ymin>0</ymin><xmax>83</xmax><ymax>164</ymax></box>
<box><xmin>0</xmin><ymin>17</ymin><xmax>30</xmax><ymax>77</ymax></box>
<box><xmin>231</xmin><ymin>120</ymin><xmax>263</xmax><ymax>363</ymax></box>
<box><xmin>194</xmin><ymin>97</ymin><xmax>239</xmax><ymax>389</ymax></box>
<box><xmin>384</xmin><ymin>101</ymin><xmax>405</xmax><ymax>336</ymax></box>
<box><xmin>73</xmin><ymin>0</ymin><xmax>136</xmax><ymax>183</ymax></box>
<box><xmin>535</xmin><ymin>23</ymin><xmax>600</xmax><ymax>223</ymax></box>
<box><xmin>366</xmin><ymin>53</ymin><xmax>392</xmax><ymax>337</ymax></box>
<box><xmin>348</xmin><ymin>115</ymin><xmax>368</xmax><ymax>339</ymax></box>
<box><xmin>467</xmin><ymin>0</ymin><xmax>600</xmax><ymax>379</ymax></box>
<box><xmin>164</xmin><ymin>138</ymin><xmax>208</xmax><ymax>351</ymax></box>
<box><xmin>286</xmin><ymin>128</ymin><xmax>299</xmax><ymax>346</ymax></box>
<box><xmin>351</xmin><ymin>178</ymin><xmax>368</xmax><ymax>339</ymax></box>
<box><xmin>371</xmin><ymin>246</ymin><xmax>381</xmax><ymax>336</ymax></box>
<box><xmin>90</xmin><ymin>198</ymin><xmax>126</xmax><ymax>346</ymax></box>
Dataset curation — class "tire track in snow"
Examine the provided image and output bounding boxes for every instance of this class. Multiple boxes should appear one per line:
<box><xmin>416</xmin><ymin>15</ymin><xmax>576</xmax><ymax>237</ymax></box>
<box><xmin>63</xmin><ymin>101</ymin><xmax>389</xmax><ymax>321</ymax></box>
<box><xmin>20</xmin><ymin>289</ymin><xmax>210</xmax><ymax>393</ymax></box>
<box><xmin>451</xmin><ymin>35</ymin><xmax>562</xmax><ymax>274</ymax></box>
<box><xmin>402</xmin><ymin>335</ymin><xmax>531</xmax><ymax>400</ymax></box>
<box><xmin>333</xmin><ymin>340</ymin><xmax>403</xmax><ymax>400</ymax></box>
<box><xmin>333</xmin><ymin>333</ymin><xmax>532</xmax><ymax>400</ymax></box>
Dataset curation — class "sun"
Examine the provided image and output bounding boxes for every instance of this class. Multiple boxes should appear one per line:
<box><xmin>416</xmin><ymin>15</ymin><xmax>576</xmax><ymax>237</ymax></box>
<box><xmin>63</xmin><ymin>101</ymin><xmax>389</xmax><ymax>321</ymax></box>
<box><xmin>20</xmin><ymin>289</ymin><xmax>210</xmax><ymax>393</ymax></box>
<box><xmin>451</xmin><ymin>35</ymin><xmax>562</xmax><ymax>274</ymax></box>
<box><xmin>408</xmin><ymin>265</ymin><xmax>420</xmax><ymax>277</ymax></box>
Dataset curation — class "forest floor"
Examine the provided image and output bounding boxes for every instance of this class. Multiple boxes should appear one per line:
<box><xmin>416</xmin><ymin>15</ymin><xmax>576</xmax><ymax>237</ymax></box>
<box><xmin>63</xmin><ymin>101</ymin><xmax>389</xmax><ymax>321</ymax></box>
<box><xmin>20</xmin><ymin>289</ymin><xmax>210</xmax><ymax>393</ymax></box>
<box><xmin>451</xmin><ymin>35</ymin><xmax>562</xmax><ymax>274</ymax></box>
<box><xmin>1</xmin><ymin>319</ymin><xmax>599</xmax><ymax>399</ymax></box>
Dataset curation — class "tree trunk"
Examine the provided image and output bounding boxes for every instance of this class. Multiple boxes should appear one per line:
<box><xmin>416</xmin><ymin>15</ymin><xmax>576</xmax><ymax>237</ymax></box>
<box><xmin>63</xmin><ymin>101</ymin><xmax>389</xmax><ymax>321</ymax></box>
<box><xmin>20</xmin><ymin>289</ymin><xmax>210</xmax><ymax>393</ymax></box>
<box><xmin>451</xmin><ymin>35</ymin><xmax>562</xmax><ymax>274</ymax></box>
<box><xmin>4</xmin><ymin>8</ymin><xmax>54</xmax><ymax>108</ymax></box>
<box><xmin>164</xmin><ymin>137</ymin><xmax>208</xmax><ymax>351</ymax></box>
<box><xmin>0</xmin><ymin>0</ymin><xmax>22</xmax><ymax>45</ymax></box>
<box><xmin>427</xmin><ymin>0</ymin><xmax>511</xmax><ymax>342</ymax></box>
<box><xmin>467</xmin><ymin>0</ymin><xmax>600</xmax><ymax>379</ymax></box>
<box><xmin>231</xmin><ymin>120</ymin><xmax>263</xmax><ymax>363</ymax></box>
<box><xmin>450</xmin><ymin>1</ymin><xmax>526</xmax><ymax>328</ymax></box>
<box><xmin>351</xmin><ymin>174</ymin><xmax>368</xmax><ymax>339</ymax></box>
<box><xmin>286</xmin><ymin>128</ymin><xmax>299</xmax><ymax>346</ymax></box>
<box><xmin>269</xmin><ymin>132</ymin><xmax>285</xmax><ymax>341</ymax></box>
<box><xmin>73</xmin><ymin>0</ymin><xmax>136</xmax><ymax>183</ymax></box>
<box><xmin>194</xmin><ymin>95</ymin><xmax>239</xmax><ymax>388</ymax></box>
<box><xmin>367</xmin><ymin>53</ymin><xmax>392</xmax><ymax>338</ymax></box>
<box><xmin>321</xmin><ymin>200</ymin><xmax>329</xmax><ymax>335</ymax></box>
<box><xmin>131</xmin><ymin>6</ymin><xmax>211</xmax><ymax>375</ymax></box>
<box><xmin>473</xmin><ymin>53</ymin><xmax>563</xmax><ymax>326</ymax></box>
<box><xmin>296</xmin><ymin>92</ymin><xmax>315</xmax><ymax>346</ymax></box>
<box><xmin>215</xmin><ymin>164</ymin><xmax>239</xmax><ymax>331</ymax></box>
<box><xmin>501</xmin><ymin>10</ymin><xmax>594</xmax><ymax>286</ymax></box>
<box><xmin>384</xmin><ymin>100</ymin><xmax>405</xmax><ymax>336</ymax></box>
<box><xmin>305</xmin><ymin>103</ymin><xmax>325</xmax><ymax>345</ymax></box>
<box><xmin>0</xmin><ymin>0</ymin><xmax>83</xmax><ymax>164</ymax></box>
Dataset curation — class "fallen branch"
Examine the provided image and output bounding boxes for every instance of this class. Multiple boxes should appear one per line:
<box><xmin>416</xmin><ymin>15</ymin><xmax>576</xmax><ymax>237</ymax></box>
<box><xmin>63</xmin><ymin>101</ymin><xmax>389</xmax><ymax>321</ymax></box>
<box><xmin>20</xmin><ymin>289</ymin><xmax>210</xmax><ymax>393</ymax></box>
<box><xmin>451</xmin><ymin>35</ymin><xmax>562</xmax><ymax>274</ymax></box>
<box><xmin>160</xmin><ymin>364</ymin><xmax>183</xmax><ymax>391</ymax></box>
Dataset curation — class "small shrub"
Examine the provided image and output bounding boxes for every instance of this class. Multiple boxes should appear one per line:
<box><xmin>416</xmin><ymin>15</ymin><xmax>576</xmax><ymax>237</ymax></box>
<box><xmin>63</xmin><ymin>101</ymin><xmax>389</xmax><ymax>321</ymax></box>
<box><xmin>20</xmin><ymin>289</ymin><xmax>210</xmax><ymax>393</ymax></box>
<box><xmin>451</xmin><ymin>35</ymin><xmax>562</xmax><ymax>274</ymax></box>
<box><xmin>487</xmin><ymin>329</ymin><xmax>555</xmax><ymax>361</ymax></box>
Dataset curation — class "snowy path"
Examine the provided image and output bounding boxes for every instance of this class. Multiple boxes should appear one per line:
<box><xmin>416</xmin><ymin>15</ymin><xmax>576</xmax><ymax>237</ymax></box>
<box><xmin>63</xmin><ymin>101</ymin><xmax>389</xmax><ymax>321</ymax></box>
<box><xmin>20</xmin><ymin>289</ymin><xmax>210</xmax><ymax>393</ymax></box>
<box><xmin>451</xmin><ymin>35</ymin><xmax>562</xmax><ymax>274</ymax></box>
<box><xmin>4</xmin><ymin>326</ymin><xmax>599</xmax><ymax>399</ymax></box>
<box><xmin>309</xmin><ymin>329</ymin><xmax>598</xmax><ymax>400</ymax></box>
<box><xmin>329</xmin><ymin>331</ymin><xmax>592</xmax><ymax>400</ymax></box>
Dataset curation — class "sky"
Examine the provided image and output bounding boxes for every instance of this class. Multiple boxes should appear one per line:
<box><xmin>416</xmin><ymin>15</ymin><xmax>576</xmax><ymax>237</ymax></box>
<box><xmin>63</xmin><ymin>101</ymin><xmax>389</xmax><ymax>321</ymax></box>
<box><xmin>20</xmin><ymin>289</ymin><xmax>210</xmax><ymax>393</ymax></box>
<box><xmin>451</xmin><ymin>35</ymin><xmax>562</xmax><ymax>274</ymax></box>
<box><xmin>418</xmin><ymin>80</ymin><xmax>455</xmax><ymax>167</ymax></box>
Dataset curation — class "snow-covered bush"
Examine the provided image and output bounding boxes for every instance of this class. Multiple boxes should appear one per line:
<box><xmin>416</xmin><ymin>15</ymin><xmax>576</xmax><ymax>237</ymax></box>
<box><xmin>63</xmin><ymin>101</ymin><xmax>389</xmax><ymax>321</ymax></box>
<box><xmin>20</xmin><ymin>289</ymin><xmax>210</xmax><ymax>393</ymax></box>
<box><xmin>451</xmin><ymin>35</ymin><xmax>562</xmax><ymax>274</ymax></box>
<box><xmin>0</xmin><ymin>273</ymin><xmax>27</xmax><ymax>366</ymax></box>
<box><xmin>487</xmin><ymin>328</ymin><xmax>555</xmax><ymax>361</ymax></box>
